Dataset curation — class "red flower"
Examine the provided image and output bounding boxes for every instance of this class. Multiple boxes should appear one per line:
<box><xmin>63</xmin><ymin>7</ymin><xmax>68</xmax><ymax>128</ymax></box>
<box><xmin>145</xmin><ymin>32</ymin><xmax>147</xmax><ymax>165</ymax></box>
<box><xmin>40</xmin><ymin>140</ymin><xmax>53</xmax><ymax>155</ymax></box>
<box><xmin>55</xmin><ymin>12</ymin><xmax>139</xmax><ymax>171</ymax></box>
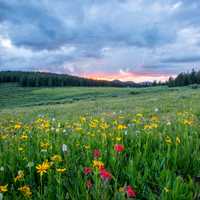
<box><xmin>86</xmin><ymin>179</ymin><xmax>93</xmax><ymax>189</ymax></box>
<box><xmin>99</xmin><ymin>169</ymin><xmax>112</xmax><ymax>181</ymax></box>
<box><xmin>126</xmin><ymin>185</ymin><xmax>136</xmax><ymax>198</ymax></box>
<box><xmin>93</xmin><ymin>149</ymin><xmax>101</xmax><ymax>158</ymax></box>
<box><xmin>114</xmin><ymin>144</ymin><xmax>125</xmax><ymax>152</ymax></box>
<box><xmin>84</xmin><ymin>167</ymin><xmax>92</xmax><ymax>175</ymax></box>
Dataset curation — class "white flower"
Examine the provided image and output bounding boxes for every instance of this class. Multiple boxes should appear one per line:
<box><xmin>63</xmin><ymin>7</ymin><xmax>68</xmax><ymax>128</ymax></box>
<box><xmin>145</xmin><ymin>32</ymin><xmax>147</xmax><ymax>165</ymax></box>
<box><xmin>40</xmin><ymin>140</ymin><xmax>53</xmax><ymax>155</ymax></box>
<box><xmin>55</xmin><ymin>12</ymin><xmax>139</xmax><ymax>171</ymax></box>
<box><xmin>56</xmin><ymin>128</ymin><xmax>59</xmax><ymax>133</ymax></box>
<box><xmin>0</xmin><ymin>193</ymin><xmax>3</xmax><ymax>200</ymax></box>
<box><xmin>167</xmin><ymin>121</ymin><xmax>171</xmax><ymax>126</ymax></box>
<box><xmin>62</xmin><ymin>144</ymin><xmax>68</xmax><ymax>152</ymax></box>
<box><xmin>154</xmin><ymin>108</ymin><xmax>159</xmax><ymax>112</ymax></box>
<box><xmin>41</xmin><ymin>149</ymin><xmax>47</xmax><ymax>153</ymax></box>
<box><xmin>27</xmin><ymin>162</ymin><xmax>34</xmax><ymax>168</ymax></box>
<box><xmin>0</xmin><ymin>166</ymin><xmax>4</xmax><ymax>171</ymax></box>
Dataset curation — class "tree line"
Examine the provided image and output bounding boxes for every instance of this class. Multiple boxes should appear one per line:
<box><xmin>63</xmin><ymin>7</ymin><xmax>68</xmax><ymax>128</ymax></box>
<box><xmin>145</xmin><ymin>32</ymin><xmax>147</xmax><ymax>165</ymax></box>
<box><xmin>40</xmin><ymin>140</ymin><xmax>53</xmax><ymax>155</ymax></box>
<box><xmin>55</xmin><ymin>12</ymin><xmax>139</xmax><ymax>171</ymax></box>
<box><xmin>0</xmin><ymin>71</ymin><xmax>141</xmax><ymax>87</ymax></box>
<box><xmin>167</xmin><ymin>69</ymin><xmax>200</xmax><ymax>87</ymax></box>
<box><xmin>3</xmin><ymin>69</ymin><xmax>199</xmax><ymax>88</ymax></box>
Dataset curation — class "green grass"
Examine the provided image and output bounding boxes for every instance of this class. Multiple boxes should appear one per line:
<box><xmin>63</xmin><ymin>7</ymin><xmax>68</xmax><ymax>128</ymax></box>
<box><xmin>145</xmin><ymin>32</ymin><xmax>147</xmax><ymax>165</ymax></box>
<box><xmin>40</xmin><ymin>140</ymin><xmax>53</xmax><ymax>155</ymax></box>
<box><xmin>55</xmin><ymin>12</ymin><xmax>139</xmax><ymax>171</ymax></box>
<box><xmin>0</xmin><ymin>84</ymin><xmax>200</xmax><ymax>199</ymax></box>
<box><xmin>0</xmin><ymin>83</ymin><xmax>199</xmax><ymax>121</ymax></box>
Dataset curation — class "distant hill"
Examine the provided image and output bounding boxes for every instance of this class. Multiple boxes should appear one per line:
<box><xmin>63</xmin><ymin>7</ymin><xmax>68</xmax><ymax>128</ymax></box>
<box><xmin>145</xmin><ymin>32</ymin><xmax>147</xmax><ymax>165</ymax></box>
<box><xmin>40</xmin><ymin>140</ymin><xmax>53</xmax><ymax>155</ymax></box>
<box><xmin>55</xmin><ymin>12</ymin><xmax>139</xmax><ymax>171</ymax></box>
<box><xmin>0</xmin><ymin>71</ymin><xmax>144</xmax><ymax>87</ymax></box>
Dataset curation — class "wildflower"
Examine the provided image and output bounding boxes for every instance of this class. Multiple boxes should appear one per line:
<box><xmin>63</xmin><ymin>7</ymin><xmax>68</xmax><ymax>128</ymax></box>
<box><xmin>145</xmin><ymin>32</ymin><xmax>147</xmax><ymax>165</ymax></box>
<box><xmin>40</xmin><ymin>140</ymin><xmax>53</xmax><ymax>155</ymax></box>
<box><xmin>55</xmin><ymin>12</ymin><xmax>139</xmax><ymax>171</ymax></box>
<box><xmin>27</xmin><ymin>162</ymin><xmax>34</xmax><ymax>168</ymax></box>
<box><xmin>114</xmin><ymin>144</ymin><xmax>125</xmax><ymax>152</ymax></box>
<box><xmin>80</xmin><ymin>116</ymin><xmax>86</xmax><ymax>123</ymax></box>
<box><xmin>56</xmin><ymin>168</ymin><xmax>66</xmax><ymax>173</ymax></box>
<box><xmin>14</xmin><ymin>170</ymin><xmax>24</xmax><ymax>182</ymax></box>
<box><xmin>151</xmin><ymin>123</ymin><xmax>158</xmax><ymax>129</ymax></box>
<box><xmin>18</xmin><ymin>147</ymin><xmax>24</xmax><ymax>152</ymax></box>
<box><xmin>51</xmin><ymin>155</ymin><xmax>62</xmax><ymax>162</ymax></box>
<box><xmin>176</xmin><ymin>136</ymin><xmax>181</xmax><ymax>144</ymax></box>
<box><xmin>36</xmin><ymin>160</ymin><xmax>50</xmax><ymax>176</ymax></box>
<box><xmin>119</xmin><ymin>187</ymin><xmax>124</xmax><ymax>192</ymax></box>
<box><xmin>164</xmin><ymin>187</ymin><xmax>170</xmax><ymax>193</ymax></box>
<box><xmin>166</xmin><ymin>121</ymin><xmax>171</xmax><ymax>126</ymax></box>
<box><xmin>165</xmin><ymin>136</ymin><xmax>172</xmax><ymax>144</ymax></box>
<box><xmin>151</xmin><ymin>115</ymin><xmax>159</xmax><ymax>122</ymax></box>
<box><xmin>99</xmin><ymin>169</ymin><xmax>112</xmax><ymax>181</ymax></box>
<box><xmin>93</xmin><ymin>160</ymin><xmax>104</xmax><ymax>170</ymax></box>
<box><xmin>40</xmin><ymin>142</ymin><xmax>50</xmax><ymax>150</ymax></box>
<box><xmin>100</xmin><ymin>122</ymin><xmax>109</xmax><ymax>129</ymax></box>
<box><xmin>126</xmin><ymin>185</ymin><xmax>136</xmax><ymax>198</ymax></box>
<box><xmin>84</xmin><ymin>144</ymin><xmax>90</xmax><ymax>149</ymax></box>
<box><xmin>144</xmin><ymin>124</ymin><xmax>151</xmax><ymax>130</ymax></box>
<box><xmin>136</xmin><ymin>113</ymin><xmax>143</xmax><ymax>118</ymax></box>
<box><xmin>84</xmin><ymin>167</ymin><xmax>92</xmax><ymax>175</ymax></box>
<box><xmin>0</xmin><ymin>167</ymin><xmax>4</xmax><ymax>172</ymax></box>
<box><xmin>183</xmin><ymin>119</ymin><xmax>193</xmax><ymax>126</ymax></box>
<box><xmin>0</xmin><ymin>185</ymin><xmax>8</xmax><ymax>193</ymax></box>
<box><xmin>89</xmin><ymin>120</ymin><xmax>98</xmax><ymax>128</ymax></box>
<box><xmin>86</xmin><ymin>180</ymin><xmax>93</xmax><ymax>189</ymax></box>
<box><xmin>14</xmin><ymin>123</ymin><xmax>21</xmax><ymax>129</ymax></box>
<box><xmin>20</xmin><ymin>134</ymin><xmax>28</xmax><ymax>140</ymax></box>
<box><xmin>116</xmin><ymin>137</ymin><xmax>122</xmax><ymax>142</ymax></box>
<box><xmin>0</xmin><ymin>193</ymin><xmax>3</xmax><ymax>200</ymax></box>
<box><xmin>93</xmin><ymin>149</ymin><xmax>101</xmax><ymax>158</ymax></box>
<box><xmin>62</xmin><ymin>144</ymin><xmax>68</xmax><ymax>152</ymax></box>
<box><xmin>18</xmin><ymin>185</ymin><xmax>32</xmax><ymax>198</ymax></box>
<box><xmin>117</xmin><ymin>124</ymin><xmax>127</xmax><ymax>130</ymax></box>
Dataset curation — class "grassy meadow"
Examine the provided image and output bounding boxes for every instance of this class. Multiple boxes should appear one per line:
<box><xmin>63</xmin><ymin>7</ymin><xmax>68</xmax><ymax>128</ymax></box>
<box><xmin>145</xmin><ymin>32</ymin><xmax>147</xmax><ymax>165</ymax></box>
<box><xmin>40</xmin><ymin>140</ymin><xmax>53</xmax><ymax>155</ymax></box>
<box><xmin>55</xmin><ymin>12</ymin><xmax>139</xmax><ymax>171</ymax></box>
<box><xmin>0</xmin><ymin>84</ymin><xmax>200</xmax><ymax>199</ymax></box>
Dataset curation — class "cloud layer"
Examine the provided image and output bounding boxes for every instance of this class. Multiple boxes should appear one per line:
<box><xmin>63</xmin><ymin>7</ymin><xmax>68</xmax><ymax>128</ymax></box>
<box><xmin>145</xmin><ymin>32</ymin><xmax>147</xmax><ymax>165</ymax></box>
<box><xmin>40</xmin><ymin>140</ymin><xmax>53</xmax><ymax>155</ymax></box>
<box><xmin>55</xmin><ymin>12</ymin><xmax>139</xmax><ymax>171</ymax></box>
<box><xmin>0</xmin><ymin>0</ymin><xmax>200</xmax><ymax>82</ymax></box>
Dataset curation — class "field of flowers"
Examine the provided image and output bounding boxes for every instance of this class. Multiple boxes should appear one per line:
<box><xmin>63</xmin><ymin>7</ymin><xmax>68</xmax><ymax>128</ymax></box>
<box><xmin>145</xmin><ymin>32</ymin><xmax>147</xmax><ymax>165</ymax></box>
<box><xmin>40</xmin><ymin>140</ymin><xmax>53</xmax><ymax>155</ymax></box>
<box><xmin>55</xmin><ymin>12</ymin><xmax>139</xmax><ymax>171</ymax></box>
<box><xmin>0</xmin><ymin>110</ymin><xmax>200</xmax><ymax>199</ymax></box>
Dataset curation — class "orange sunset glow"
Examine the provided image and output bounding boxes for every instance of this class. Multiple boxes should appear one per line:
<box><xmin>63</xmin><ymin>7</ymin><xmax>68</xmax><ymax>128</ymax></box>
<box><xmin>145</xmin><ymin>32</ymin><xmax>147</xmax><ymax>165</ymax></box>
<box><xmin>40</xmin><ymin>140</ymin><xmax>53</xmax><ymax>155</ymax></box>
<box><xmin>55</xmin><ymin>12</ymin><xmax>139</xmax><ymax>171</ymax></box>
<box><xmin>82</xmin><ymin>71</ymin><xmax>172</xmax><ymax>83</ymax></box>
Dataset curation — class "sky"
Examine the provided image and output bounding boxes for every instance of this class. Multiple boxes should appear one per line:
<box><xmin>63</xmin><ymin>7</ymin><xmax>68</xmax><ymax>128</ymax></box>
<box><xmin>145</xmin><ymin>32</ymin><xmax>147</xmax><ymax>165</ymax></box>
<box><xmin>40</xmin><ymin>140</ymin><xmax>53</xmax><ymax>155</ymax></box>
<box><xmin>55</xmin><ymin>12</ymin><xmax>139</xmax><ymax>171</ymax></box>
<box><xmin>0</xmin><ymin>0</ymin><xmax>200</xmax><ymax>82</ymax></box>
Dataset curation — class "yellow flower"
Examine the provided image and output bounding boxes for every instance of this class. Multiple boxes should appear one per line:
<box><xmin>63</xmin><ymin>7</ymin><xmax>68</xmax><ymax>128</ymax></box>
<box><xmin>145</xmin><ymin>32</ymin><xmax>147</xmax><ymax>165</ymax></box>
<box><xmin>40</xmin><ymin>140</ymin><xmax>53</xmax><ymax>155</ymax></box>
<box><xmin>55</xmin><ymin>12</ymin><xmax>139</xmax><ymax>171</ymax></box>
<box><xmin>144</xmin><ymin>124</ymin><xmax>151</xmax><ymax>130</ymax></box>
<box><xmin>14</xmin><ymin>123</ymin><xmax>21</xmax><ymax>129</ymax></box>
<box><xmin>51</xmin><ymin>155</ymin><xmax>62</xmax><ymax>162</ymax></box>
<box><xmin>0</xmin><ymin>184</ymin><xmax>8</xmax><ymax>193</ymax></box>
<box><xmin>100</xmin><ymin>122</ymin><xmax>109</xmax><ymax>129</ymax></box>
<box><xmin>84</xmin><ymin>144</ymin><xmax>90</xmax><ymax>149</ymax></box>
<box><xmin>40</xmin><ymin>142</ymin><xmax>50</xmax><ymax>150</ymax></box>
<box><xmin>56</xmin><ymin>168</ymin><xmax>66</xmax><ymax>173</ymax></box>
<box><xmin>117</xmin><ymin>124</ymin><xmax>127</xmax><ymax>130</ymax></box>
<box><xmin>36</xmin><ymin>160</ymin><xmax>50</xmax><ymax>176</ymax></box>
<box><xmin>14</xmin><ymin>170</ymin><xmax>24</xmax><ymax>182</ymax></box>
<box><xmin>136</xmin><ymin>113</ymin><xmax>143</xmax><ymax>118</ymax></box>
<box><xmin>183</xmin><ymin>119</ymin><xmax>193</xmax><ymax>126</ymax></box>
<box><xmin>93</xmin><ymin>160</ymin><xmax>104</xmax><ymax>170</ymax></box>
<box><xmin>164</xmin><ymin>187</ymin><xmax>170</xmax><ymax>193</ymax></box>
<box><xmin>18</xmin><ymin>185</ymin><xmax>32</xmax><ymax>198</ymax></box>
<box><xmin>20</xmin><ymin>134</ymin><xmax>28</xmax><ymax>140</ymax></box>
<box><xmin>165</xmin><ymin>136</ymin><xmax>172</xmax><ymax>144</ymax></box>
<box><xmin>75</xmin><ymin>127</ymin><xmax>82</xmax><ymax>131</ymax></box>
<box><xmin>176</xmin><ymin>136</ymin><xmax>181</xmax><ymax>144</ymax></box>
<box><xmin>80</xmin><ymin>117</ymin><xmax>86</xmax><ymax>123</ymax></box>
<box><xmin>89</xmin><ymin>121</ymin><xmax>97</xmax><ymax>128</ymax></box>
<box><xmin>150</xmin><ymin>115</ymin><xmax>159</xmax><ymax>122</ymax></box>
<box><xmin>90</xmin><ymin>133</ymin><xmax>95</xmax><ymax>137</ymax></box>
<box><xmin>116</xmin><ymin>137</ymin><xmax>122</xmax><ymax>141</ymax></box>
<box><xmin>151</xmin><ymin>123</ymin><xmax>158</xmax><ymax>129</ymax></box>
<box><xmin>144</xmin><ymin>123</ymin><xmax>158</xmax><ymax>130</ymax></box>
<box><xmin>18</xmin><ymin>147</ymin><xmax>24</xmax><ymax>152</ymax></box>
